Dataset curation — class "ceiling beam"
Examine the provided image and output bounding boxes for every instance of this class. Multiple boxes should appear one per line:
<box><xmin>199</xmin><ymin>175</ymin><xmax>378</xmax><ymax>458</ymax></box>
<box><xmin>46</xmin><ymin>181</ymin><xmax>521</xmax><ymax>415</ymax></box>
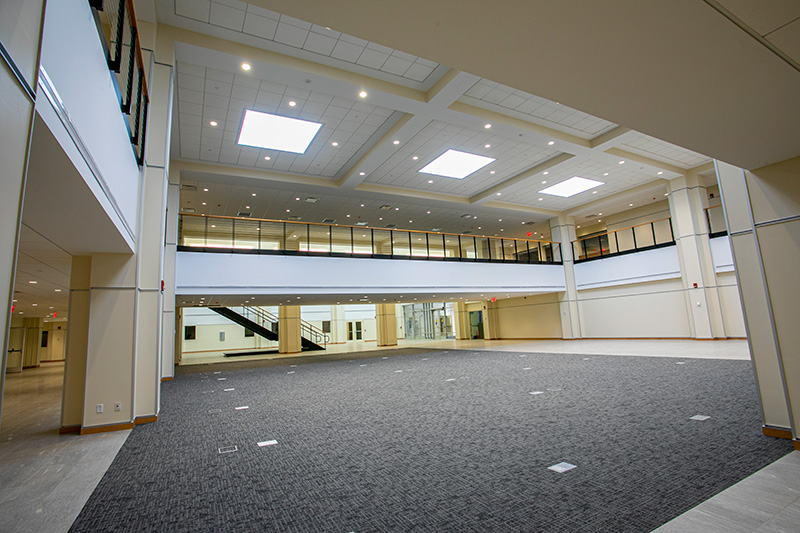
<box><xmin>469</xmin><ymin>153</ymin><xmax>575</xmax><ymax>204</ymax></box>
<box><xmin>604</xmin><ymin>147</ymin><xmax>687</xmax><ymax>176</ymax></box>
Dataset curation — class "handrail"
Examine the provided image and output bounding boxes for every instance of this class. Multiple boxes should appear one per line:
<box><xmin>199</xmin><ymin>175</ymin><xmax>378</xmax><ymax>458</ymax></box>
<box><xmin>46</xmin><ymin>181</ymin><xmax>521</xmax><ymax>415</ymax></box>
<box><xmin>571</xmin><ymin>217</ymin><xmax>675</xmax><ymax>263</ymax></box>
<box><xmin>178</xmin><ymin>214</ymin><xmax>563</xmax><ymax>265</ymax></box>
<box><xmin>88</xmin><ymin>0</ymin><xmax>149</xmax><ymax>165</ymax></box>
<box><xmin>242</xmin><ymin>306</ymin><xmax>329</xmax><ymax>348</ymax></box>
<box><xmin>181</xmin><ymin>213</ymin><xmax>557</xmax><ymax>244</ymax></box>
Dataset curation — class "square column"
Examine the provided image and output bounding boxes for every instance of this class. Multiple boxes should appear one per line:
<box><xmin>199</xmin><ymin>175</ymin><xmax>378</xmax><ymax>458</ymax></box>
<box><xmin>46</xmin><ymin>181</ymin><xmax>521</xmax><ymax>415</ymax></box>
<box><xmin>279</xmin><ymin>305</ymin><xmax>302</xmax><ymax>354</ymax></box>
<box><xmin>550</xmin><ymin>215</ymin><xmax>581</xmax><ymax>338</ymax></box>
<box><xmin>453</xmin><ymin>302</ymin><xmax>470</xmax><ymax>340</ymax></box>
<box><xmin>375</xmin><ymin>303</ymin><xmax>398</xmax><ymax>347</ymax></box>
<box><xmin>667</xmin><ymin>173</ymin><xmax>726</xmax><ymax>338</ymax></box>
<box><xmin>716</xmin><ymin>158</ymin><xmax>800</xmax><ymax>444</ymax></box>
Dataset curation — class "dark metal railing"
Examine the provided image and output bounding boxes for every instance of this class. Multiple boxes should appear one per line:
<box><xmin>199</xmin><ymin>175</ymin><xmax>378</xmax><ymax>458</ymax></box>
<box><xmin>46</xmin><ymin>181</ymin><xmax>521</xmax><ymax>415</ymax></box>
<box><xmin>89</xmin><ymin>0</ymin><xmax>149</xmax><ymax>165</ymax></box>
<box><xmin>241</xmin><ymin>306</ymin><xmax>329</xmax><ymax>348</ymax></box>
<box><xmin>572</xmin><ymin>217</ymin><xmax>675</xmax><ymax>263</ymax></box>
<box><xmin>704</xmin><ymin>205</ymin><xmax>728</xmax><ymax>238</ymax></box>
<box><xmin>178</xmin><ymin>214</ymin><xmax>563</xmax><ymax>265</ymax></box>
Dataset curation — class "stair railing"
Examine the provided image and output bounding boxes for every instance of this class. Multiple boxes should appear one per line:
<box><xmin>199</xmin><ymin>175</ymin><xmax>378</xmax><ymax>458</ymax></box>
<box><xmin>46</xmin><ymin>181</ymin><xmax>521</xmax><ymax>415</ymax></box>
<box><xmin>241</xmin><ymin>306</ymin><xmax>329</xmax><ymax>348</ymax></box>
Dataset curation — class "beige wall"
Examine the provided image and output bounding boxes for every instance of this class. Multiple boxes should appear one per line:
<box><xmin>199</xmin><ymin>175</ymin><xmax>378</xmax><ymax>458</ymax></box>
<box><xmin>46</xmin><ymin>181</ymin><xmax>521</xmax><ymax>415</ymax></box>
<box><xmin>494</xmin><ymin>294</ymin><xmax>562</xmax><ymax>339</ymax></box>
<box><xmin>715</xmin><ymin>272</ymin><xmax>746</xmax><ymax>338</ymax></box>
<box><xmin>577</xmin><ymin>279</ymin><xmax>691</xmax><ymax>338</ymax></box>
<box><xmin>41</xmin><ymin>321</ymin><xmax>67</xmax><ymax>361</ymax></box>
<box><xmin>182</xmin><ymin>323</ymin><xmax>272</xmax><ymax>354</ymax></box>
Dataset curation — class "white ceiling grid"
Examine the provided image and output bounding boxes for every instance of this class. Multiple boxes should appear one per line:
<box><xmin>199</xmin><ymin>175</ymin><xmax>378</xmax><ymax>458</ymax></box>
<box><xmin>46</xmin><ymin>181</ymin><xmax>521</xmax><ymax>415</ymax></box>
<box><xmin>621</xmin><ymin>133</ymin><xmax>712</xmax><ymax>168</ymax></box>
<box><xmin>460</xmin><ymin>79</ymin><xmax>619</xmax><ymax>139</ymax></box>
<box><xmin>12</xmin><ymin>225</ymin><xmax>71</xmax><ymax>318</ymax></box>
<box><xmin>364</xmin><ymin>120</ymin><xmax>559</xmax><ymax>196</ymax></box>
<box><xmin>167</xmin><ymin>0</ymin><xmax>444</xmax><ymax>89</ymax></box>
<box><xmin>176</xmin><ymin>61</ymin><xmax>395</xmax><ymax>177</ymax></box>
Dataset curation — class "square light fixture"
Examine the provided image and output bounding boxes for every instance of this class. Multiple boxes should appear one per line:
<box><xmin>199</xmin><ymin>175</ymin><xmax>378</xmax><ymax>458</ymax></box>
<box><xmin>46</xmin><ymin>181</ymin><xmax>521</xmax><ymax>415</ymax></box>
<box><xmin>539</xmin><ymin>176</ymin><xmax>604</xmax><ymax>197</ymax></box>
<box><xmin>237</xmin><ymin>109</ymin><xmax>322</xmax><ymax>154</ymax></box>
<box><xmin>418</xmin><ymin>149</ymin><xmax>495</xmax><ymax>179</ymax></box>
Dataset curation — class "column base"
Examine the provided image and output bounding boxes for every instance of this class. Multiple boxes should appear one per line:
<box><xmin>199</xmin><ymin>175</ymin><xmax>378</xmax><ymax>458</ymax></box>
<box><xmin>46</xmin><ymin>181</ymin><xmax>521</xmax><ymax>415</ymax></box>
<box><xmin>762</xmin><ymin>425</ymin><xmax>793</xmax><ymax>439</ymax></box>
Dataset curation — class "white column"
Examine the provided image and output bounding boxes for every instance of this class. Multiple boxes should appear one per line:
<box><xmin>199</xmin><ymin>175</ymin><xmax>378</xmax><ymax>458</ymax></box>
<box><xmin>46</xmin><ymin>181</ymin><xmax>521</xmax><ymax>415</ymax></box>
<box><xmin>550</xmin><ymin>215</ymin><xmax>581</xmax><ymax>338</ymax></box>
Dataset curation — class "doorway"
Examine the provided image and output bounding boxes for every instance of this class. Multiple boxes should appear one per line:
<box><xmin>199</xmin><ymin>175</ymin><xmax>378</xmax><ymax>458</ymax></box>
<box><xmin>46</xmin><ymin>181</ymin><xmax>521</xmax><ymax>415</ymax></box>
<box><xmin>469</xmin><ymin>311</ymin><xmax>484</xmax><ymax>339</ymax></box>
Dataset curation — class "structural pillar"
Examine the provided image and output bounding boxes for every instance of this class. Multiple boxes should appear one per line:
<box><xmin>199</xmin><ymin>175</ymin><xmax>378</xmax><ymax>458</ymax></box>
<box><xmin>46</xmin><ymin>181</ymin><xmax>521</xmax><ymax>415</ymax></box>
<box><xmin>453</xmin><ymin>302</ymin><xmax>470</xmax><ymax>340</ymax></box>
<box><xmin>667</xmin><ymin>173</ymin><xmax>726</xmax><ymax>338</ymax></box>
<box><xmin>330</xmin><ymin>305</ymin><xmax>347</xmax><ymax>344</ymax></box>
<box><xmin>375</xmin><ymin>303</ymin><xmax>397</xmax><ymax>347</ymax></box>
<box><xmin>279</xmin><ymin>305</ymin><xmax>302</xmax><ymax>354</ymax></box>
<box><xmin>483</xmin><ymin>300</ymin><xmax>500</xmax><ymax>340</ymax></box>
<box><xmin>550</xmin><ymin>215</ymin><xmax>581</xmax><ymax>338</ymax></box>
<box><xmin>716</xmin><ymin>158</ymin><xmax>800</xmax><ymax>446</ymax></box>
<box><xmin>61</xmin><ymin>256</ymin><xmax>91</xmax><ymax>431</ymax></box>
<box><xmin>21</xmin><ymin>318</ymin><xmax>43</xmax><ymax>368</ymax></box>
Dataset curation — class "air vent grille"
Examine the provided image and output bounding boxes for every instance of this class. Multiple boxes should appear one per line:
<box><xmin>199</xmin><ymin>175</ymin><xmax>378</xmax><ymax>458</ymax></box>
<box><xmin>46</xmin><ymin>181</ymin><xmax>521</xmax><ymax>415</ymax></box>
<box><xmin>304</xmin><ymin>197</ymin><xmax>318</xmax><ymax>203</ymax></box>
<box><xmin>288</xmin><ymin>215</ymin><xmax>301</xmax><ymax>221</ymax></box>
<box><xmin>237</xmin><ymin>212</ymin><xmax>251</xmax><ymax>217</ymax></box>
<box><xmin>384</xmin><ymin>224</ymin><xmax>397</xmax><ymax>228</ymax></box>
<box><xmin>180</xmin><ymin>184</ymin><xmax>196</xmax><ymax>191</ymax></box>
<box><xmin>322</xmin><ymin>218</ymin><xmax>336</xmax><ymax>224</ymax></box>
<box><xmin>182</xmin><ymin>207</ymin><xmax>196</xmax><ymax>213</ymax></box>
<box><xmin>379</xmin><ymin>205</ymin><xmax>392</xmax><ymax>210</ymax></box>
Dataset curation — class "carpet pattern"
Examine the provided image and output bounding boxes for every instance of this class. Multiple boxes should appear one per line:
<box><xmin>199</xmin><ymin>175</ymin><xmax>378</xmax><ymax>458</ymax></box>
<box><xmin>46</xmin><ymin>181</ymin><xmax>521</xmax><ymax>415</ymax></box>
<box><xmin>70</xmin><ymin>350</ymin><xmax>793</xmax><ymax>532</ymax></box>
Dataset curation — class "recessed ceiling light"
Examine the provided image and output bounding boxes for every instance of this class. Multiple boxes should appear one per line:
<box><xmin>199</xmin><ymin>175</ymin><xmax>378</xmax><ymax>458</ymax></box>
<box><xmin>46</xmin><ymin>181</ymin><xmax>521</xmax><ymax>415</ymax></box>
<box><xmin>619</xmin><ymin>160</ymin><xmax>625</xmax><ymax>164</ymax></box>
<box><xmin>665</xmin><ymin>193</ymin><xmax>669</xmax><ymax>196</ymax></box>
<box><xmin>539</xmin><ymin>176</ymin><xmax>604</xmax><ymax>197</ymax></box>
<box><xmin>359</xmin><ymin>172</ymin><xmax>365</xmax><ymax>176</ymax></box>
<box><xmin>209</xmin><ymin>121</ymin><xmax>217</xmax><ymax>127</ymax></box>
<box><xmin>237</xmin><ymin>109</ymin><xmax>322</xmax><ymax>153</ymax></box>
<box><xmin>32</xmin><ymin>303</ymin><xmax>37</xmax><ymax>306</ymax></box>
<box><xmin>409</xmin><ymin>220</ymin><xmax>412</xmax><ymax>223</ymax></box>
<box><xmin>395</xmin><ymin>207</ymin><xmax>399</xmax><ymax>211</ymax></box>
<box><xmin>288</xmin><ymin>101</ymin><xmax>297</xmax><ymax>107</ymax></box>
<box><xmin>548</xmin><ymin>141</ymin><xmax>555</xmax><ymax>145</ymax></box>
<box><xmin>331</xmin><ymin>142</ymin><xmax>338</xmax><ymax>146</ymax></box>
<box><xmin>598</xmin><ymin>212</ymin><xmax>603</xmax><ymax>215</ymax></box>
<box><xmin>598</xmin><ymin>219</ymin><xmax>602</xmax><ymax>222</ymax></box>
<box><xmin>54</xmin><ymin>289</ymin><xmax>61</xmax><ymax>292</ymax></box>
<box><xmin>393</xmin><ymin>140</ymin><xmax>400</xmax><ymax>145</ymax></box>
<box><xmin>426</xmin><ymin>211</ymin><xmax>431</xmax><ymax>214</ymax></box>
<box><xmin>496</xmin><ymin>193</ymin><xmax>501</xmax><ymax>196</ymax></box>
<box><xmin>593</xmin><ymin>191</ymin><xmax>598</xmax><ymax>194</ymax></box>
<box><xmin>538</xmin><ymin>197</ymin><xmax>543</xmax><ymax>201</ymax></box>
<box><xmin>418</xmin><ymin>149</ymin><xmax>495</xmax><ymax>179</ymax></box>
<box><xmin>245</xmin><ymin>206</ymin><xmax>250</xmax><ymax>209</ymax></box>
<box><xmin>484</xmin><ymin>123</ymin><xmax>491</xmax><ymax>129</ymax></box>
<box><xmin>359</xmin><ymin>90</ymin><xmax>367</xmax><ymax>98</ymax></box>
<box><xmin>28</xmin><ymin>280</ymin><xmax>37</xmax><ymax>284</ymax></box>
<box><xmin>251</xmin><ymin>193</ymin><xmax>256</xmax><ymax>196</ymax></box>
<box><xmin>542</xmin><ymin>181</ymin><xmax>547</xmax><ymax>184</ymax></box>
<box><xmin>490</xmin><ymin>171</ymin><xmax>495</xmax><ymax>174</ymax></box>
<box><xmin>629</xmin><ymin>203</ymin><xmax>634</xmax><ymax>207</ymax></box>
<box><xmin>412</xmin><ymin>156</ymin><xmax>418</xmax><ymax>160</ymax></box>
<box><xmin>427</xmin><ymin>180</ymin><xmax>433</xmax><ymax>184</ymax></box>
<box><xmin>203</xmin><ymin>188</ymin><xmax>208</xmax><ymax>191</ymax></box>
<box><xmin>657</xmin><ymin>171</ymin><xmax>663</xmax><ymax>175</ymax></box>
<box><xmin>202</xmin><ymin>202</ymin><xmax>206</xmax><ymax>205</ymax></box>
<box><xmin>484</xmin><ymin>144</ymin><xmax>491</xmax><ymax>148</ymax></box>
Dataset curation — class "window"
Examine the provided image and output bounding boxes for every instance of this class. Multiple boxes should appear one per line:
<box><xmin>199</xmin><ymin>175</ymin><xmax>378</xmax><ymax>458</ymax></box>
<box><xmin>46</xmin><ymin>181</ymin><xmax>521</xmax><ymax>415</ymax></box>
<box><xmin>322</xmin><ymin>320</ymin><xmax>331</xmax><ymax>333</ymax></box>
<box><xmin>41</xmin><ymin>330</ymin><xmax>49</xmax><ymax>348</ymax></box>
<box><xmin>184</xmin><ymin>326</ymin><xmax>196</xmax><ymax>340</ymax></box>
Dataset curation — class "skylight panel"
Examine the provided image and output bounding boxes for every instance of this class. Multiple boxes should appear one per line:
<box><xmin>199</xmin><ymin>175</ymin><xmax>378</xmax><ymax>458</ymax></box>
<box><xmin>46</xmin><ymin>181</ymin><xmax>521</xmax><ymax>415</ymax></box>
<box><xmin>418</xmin><ymin>149</ymin><xmax>495</xmax><ymax>179</ymax></box>
<box><xmin>539</xmin><ymin>176</ymin><xmax>604</xmax><ymax>197</ymax></box>
<box><xmin>237</xmin><ymin>110</ymin><xmax>322</xmax><ymax>154</ymax></box>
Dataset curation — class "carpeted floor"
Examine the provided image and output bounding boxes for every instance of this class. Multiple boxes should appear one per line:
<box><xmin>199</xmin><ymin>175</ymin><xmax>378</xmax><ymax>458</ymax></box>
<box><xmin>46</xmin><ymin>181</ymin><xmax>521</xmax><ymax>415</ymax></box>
<box><xmin>69</xmin><ymin>349</ymin><xmax>793</xmax><ymax>532</ymax></box>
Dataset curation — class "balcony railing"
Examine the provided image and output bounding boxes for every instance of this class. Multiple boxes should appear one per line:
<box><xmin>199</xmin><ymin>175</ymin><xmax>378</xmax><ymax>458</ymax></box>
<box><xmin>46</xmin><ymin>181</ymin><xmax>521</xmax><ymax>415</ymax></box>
<box><xmin>704</xmin><ymin>205</ymin><xmax>728</xmax><ymax>238</ymax></box>
<box><xmin>89</xmin><ymin>0</ymin><xmax>149</xmax><ymax>165</ymax></box>
<box><xmin>178</xmin><ymin>214</ymin><xmax>563</xmax><ymax>265</ymax></box>
<box><xmin>572</xmin><ymin>218</ymin><xmax>675</xmax><ymax>263</ymax></box>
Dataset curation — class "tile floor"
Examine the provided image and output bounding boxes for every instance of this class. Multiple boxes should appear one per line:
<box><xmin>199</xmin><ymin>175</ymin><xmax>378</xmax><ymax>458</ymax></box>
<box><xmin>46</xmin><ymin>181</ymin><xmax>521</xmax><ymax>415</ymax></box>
<box><xmin>0</xmin><ymin>339</ymin><xmax>794</xmax><ymax>533</ymax></box>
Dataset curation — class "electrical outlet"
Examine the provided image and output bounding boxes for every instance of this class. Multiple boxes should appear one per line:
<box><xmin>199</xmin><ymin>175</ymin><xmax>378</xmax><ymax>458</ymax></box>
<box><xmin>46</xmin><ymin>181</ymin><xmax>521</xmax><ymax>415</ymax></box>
<box><xmin>114</xmin><ymin>402</ymin><xmax>121</xmax><ymax>412</ymax></box>
<box><xmin>96</xmin><ymin>403</ymin><xmax>103</xmax><ymax>414</ymax></box>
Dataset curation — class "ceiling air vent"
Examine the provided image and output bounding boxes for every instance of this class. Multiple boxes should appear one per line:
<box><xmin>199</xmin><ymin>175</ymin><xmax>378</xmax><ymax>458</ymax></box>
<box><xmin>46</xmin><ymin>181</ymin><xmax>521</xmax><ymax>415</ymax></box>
<box><xmin>321</xmin><ymin>218</ymin><xmax>336</xmax><ymax>224</ymax></box>
<box><xmin>304</xmin><ymin>197</ymin><xmax>319</xmax><ymax>203</ymax></box>
<box><xmin>237</xmin><ymin>212</ymin><xmax>251</xmax><ymax>217</ymax></box>
<box><xmin>384</xmin><ymin>224</ymin><xmax>397</xmax><ymax>228</ymax></box>
<box><xmin>379</xmin><ymin>205</ymin><xmax>392</xmax><ymax>210</ymax></box>
<box><xmin>431</xmin><ymin>228</ymin><xmax>442</xmax><ymax>232</ymax></box>
<box><xmin>181</xmin><ymin>207</ymin><xmax>196</xmax><ymax>213</ymax></box>
<box><xmin>460</xmin><ymin>214</ymin><xmax>473</xmax><ymax>219</ymax></box>
<box><xmin>288</xmin><ymin>216</ymin><xmax>301</xmax><ymax>221</ymax></box>
<box><xmin>462</xmin><ymin>230</ymin><xmax>472</xmax><ymax>234</ymax></box>
<box><xmin>355</xmin><ymin>221</ymin><xmax>368</xmax><ymax>226</ymax></box>
<box><xmin>180</xmin><ymin>184</ymin><xmax>196</xmax><ymax>191</ymax></box>
<box><xmin>585</xmin><ymin>214</ymin><xmax>597</xmax><ymax>219</ymax></box>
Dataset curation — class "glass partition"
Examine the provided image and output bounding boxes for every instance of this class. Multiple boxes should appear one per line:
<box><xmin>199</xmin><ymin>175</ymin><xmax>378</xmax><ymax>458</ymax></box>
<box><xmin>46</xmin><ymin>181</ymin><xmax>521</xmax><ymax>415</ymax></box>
<box><xmin>573</xmin><ymin>218</ymin><xmax>675</xmax><ymax>262</ymax></box>
<box><xmin>178</xmin><ymin>215</ymin><xmax>563</xmax><ymax>265</ymax></box>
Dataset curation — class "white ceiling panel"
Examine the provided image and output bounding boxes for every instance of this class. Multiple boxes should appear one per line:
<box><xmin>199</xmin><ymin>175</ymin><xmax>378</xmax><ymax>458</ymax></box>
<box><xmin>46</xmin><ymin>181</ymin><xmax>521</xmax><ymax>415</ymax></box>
<box><xmin>621</xmin><ymin>133</ymin><xmax>713</xmax><ymax>169</ymax></box>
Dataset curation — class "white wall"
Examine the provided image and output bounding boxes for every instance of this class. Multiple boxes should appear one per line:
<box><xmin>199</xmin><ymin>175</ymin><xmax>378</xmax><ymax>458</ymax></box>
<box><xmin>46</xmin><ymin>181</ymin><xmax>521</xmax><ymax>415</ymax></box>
<box><xmin>716</xmin><ymin>271</ymin><xmax>746</xmax><ymax>338</ymax></box>
<box><xmin>494</xmin><ymin>294</ymin><xmax>562</xmax><ymax>339</ymax></box>
<box><xmin>38</xmin><ymin>0</ymin><xmax>140</xmax><ymax>242</ymax></box>
<box><xmin>573</xmin><ymin>246</ymin><xmax>681</xmax><ymax>290</ymax></box>
<box><xmin>182</xmin><ymin>307</ymin><xmax>276</xmax><ymax>353</ymax></box>
<box><xmin>709</xmin><ymin>235</ymin><xmax>735</xmax><ymax>272</ymax></box>
<box><xmin>176</xmin><ymin>253</ymin><xmax>566</xmax><ymax>297</ymax></box>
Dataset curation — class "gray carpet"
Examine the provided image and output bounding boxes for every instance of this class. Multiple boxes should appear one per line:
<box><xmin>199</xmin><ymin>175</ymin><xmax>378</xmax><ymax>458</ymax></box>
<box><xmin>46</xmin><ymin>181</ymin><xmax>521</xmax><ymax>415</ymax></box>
<box><xmin>70</xmin><ymin>349</ymin><xmax>793</xmax><ymax>532</ymax></box>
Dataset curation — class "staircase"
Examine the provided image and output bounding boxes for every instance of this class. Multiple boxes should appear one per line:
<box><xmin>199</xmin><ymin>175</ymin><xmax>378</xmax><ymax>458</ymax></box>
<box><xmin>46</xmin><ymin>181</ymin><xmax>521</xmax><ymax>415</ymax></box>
<box><xmin>210</xmin><ymin>306</ymin><xmax>328</xmax><ymax>351</ymax></box>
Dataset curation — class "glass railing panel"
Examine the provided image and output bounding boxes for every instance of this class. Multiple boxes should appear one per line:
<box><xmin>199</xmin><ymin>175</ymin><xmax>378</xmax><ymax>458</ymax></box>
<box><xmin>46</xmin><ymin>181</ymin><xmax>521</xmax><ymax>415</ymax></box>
<box><xmin>475</xmin><ymin>237</ymin><xmax>491</xmax><ymax>260</ymax></box>
<box><xmin>443</xmin><ymin>235</ymin><xmax>459</xmax><ymax>258</ymax></box>
<box><xmin>308</xmin><ymin>224</ymin><xmax>330</xmax><ymax>253</ymax></box>
<box><xmin>181</xmin><ymin>216</ymin><xmax>207</xmax><ymax>247</ymax></box>
<box><xmin>372</xmin><ymin>229</ymin><xmax>393</xmax><ymax>255</ymax></box>
<box><xmin>459</xmin><ymin>236</ymin><xmax>475</xmax><ymax>259</ymax></box>
<box><xmin>285</xmin><ymin>224</ymin><xmax>307</xmax><ymax>252</ymax></box>
<box><xmin>392</xmin><ymin>231</ymin><xmax>410</xmax><ymax>257</ymax></box>
<box><xmin>258</xmin><ymin>221</ymin><xmax>284</xmax><ymax>252</ymax></box>
<box><xmin>411</xmin><ymin>232</ymin><xmax>428</xmax><ymax>257</ymax></box>
<box><xmin>654</xmin><ymin>218</ymin><xmax>674</xmax><ymax>243</ymax></box>
<box><xmin>573</xmin><ymin>241</ymin><xmax>584</xmax><ymax>261</ymax></box>
<box><xmin>206</xmin><ymin>218</ymin><xmax>233</xmax><ymax>248</ymax></box>
<box><xmin>514</xmin><ymin>240</ymin><xmax>530</xmax><ymax>263</ymax></box>
<box><xmin>582</xmin><ymin>236</ymin><xmax>602</xmax><ymax>258</ymax></box>
<box><xmin>331</xmin><ymin>226</ymin><xmax>352</xmax><ymax>254</ymax></box>
<box><xmin>233</xmin><ymin>218</ymin><xmax>259</xmax><ymax>250</ymax></box>
<box><xmin>353</xmin><ymin>228</ymin><xmax>372</xmax><ymax>255</ymax></box>
<box><xmin>489</xmin><ymin>238</ymin><xmax>503</xmax><ymax>260</ymax></box>
<box><xmin>428</xmin><ymin>233</ymin><xmax>445</xmax><ymax>258</ymax></box>
<box><xmin>616</xmin><ymin>227</ymin><xmax>635</xmax><ymax>253</ymax></box>
<box><xmin>706</xmin><ymin>206</ymin><xmax>727</xmax><ymax>235</ymax></box>
<box><xmin>633</xmin><ymin>224</ymin><xmax>655</xmax><ymax>248</ymax></box>
<box><xmin>550</xmin><ymin>242</ymin><xmax>561</xmax><ymax>263</ymax></box>
<box><xmin>502</xmin><ymin>239</ymin><xmax>517</xmax><ymax>261</ymax></box>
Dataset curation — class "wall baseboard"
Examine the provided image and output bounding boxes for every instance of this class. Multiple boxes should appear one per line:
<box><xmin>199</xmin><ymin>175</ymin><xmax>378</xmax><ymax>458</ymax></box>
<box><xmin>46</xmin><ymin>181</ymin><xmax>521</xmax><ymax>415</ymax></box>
<box><xmin>762</xmin><ymin>425</ymin><xmax>793</xmax><ymax>439</ymax></box>
<box><xmin>161</xmin><ymin>376</ymin><xmax>173</xmax><ymax>382</ymax></box>
<box><xmin>59</xmin><ymin>425</ymin><xmax>80</xmax><ymax>434</ymax></box>
<box><xmin>80</xmin><ymin>422</ymin><xmax>135</xmax><ymax>435</ymax></box>
<box><xmin>134</xmin><ymin>415</ymin><xmax>158</xmax><ymax>425</ymax></box>
<box><xmin>794</xmin><ymin>440</ymin><xmax>800</xmax><ymax>451</ymax></box>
